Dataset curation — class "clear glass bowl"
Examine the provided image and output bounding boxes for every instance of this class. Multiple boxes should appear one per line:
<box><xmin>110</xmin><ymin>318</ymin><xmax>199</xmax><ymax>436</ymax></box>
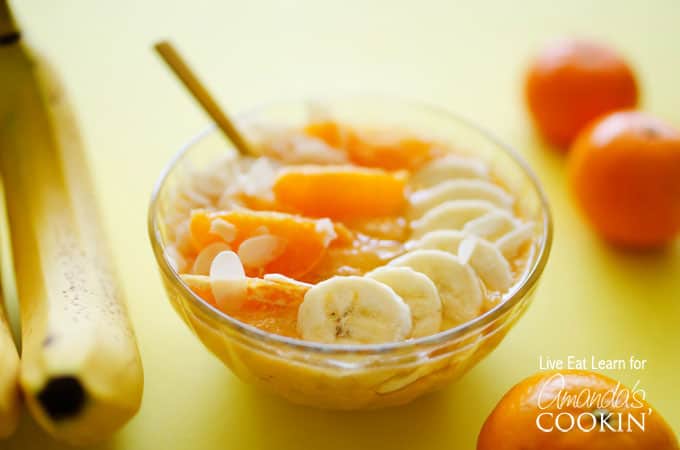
<box><xmin>148</xmin><ymin>96</ymin><xmax>552</xmax><ymax>409</ymax></box>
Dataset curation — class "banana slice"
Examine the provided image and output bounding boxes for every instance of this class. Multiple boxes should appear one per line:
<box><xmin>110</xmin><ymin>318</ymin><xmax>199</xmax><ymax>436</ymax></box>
<box><xmin>458</xmin><ymin>236</ymin><xmax>513</xmax><ymax>291</ymax></box>
<box><xmin>366</xmin><ymin>267</ymin><xmax>442</xmax><ymax>338</ymax></box>
<box><xmin>496</xmin><ymin>222</ymin><xmax>535</xmax><ymax>259</ymax></box>
<box><xmin>410</xmin><ymin>155</ymin><xmax>489</xmax><ymax>189</ymax></box>
<box><xmin>388</xmin><ymin>250</ymin><xmax>482</xmax><ymax>326</ymax></box>
<box><xmin>411</xmin><ymin>229</ymin><xmax>466</xmax><ymax>253</ymax></box>
<box><xmin>297</xmin><ymin>276</ymin><xmax>412</xmax><ymax>344</ymax></box>
<box><xmin>462</xmin><ymin>209</ymin><xmax>518</xmax><ymax>241</ymax></box>
<box><xmin>408</xmin><ymin>179</ymin><xmax>514</xmax><ymax>219</ymax></box>
<box><xmin>410</xmin><ymin>200</ymin><xmax>495</xmax><ymax>239</ymax></box>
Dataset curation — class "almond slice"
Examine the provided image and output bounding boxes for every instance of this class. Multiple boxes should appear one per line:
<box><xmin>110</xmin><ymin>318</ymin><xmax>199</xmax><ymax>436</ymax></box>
<box><xmin>192</xmin><ymin>242</ymin><xmax>230</xmax><ymax>275</ymax></box>
<box><xmin>209</xmin><ymin>250</ymin><xmax>247</xmax><ymax>312</ymax></box>
<box><xmin>209</xmin><ymin>218</ymin><xmax>237</xmax><ymax>243</ymax></box>
<box><xmin>238</xmin><ymin>234</ymin><xmax>287</xmax><ymax>269</ymax></box>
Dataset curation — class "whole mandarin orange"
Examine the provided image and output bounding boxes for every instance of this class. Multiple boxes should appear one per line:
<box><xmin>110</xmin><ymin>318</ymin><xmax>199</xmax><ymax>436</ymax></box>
<box><xmin>525</xmin><ymin>39</ymin><xmax>638</xmax><ymax>149</ymax></box>
<box><xmin>568</xmin><ymin>111</ymin><xmax>680</xmax><ymax>248</ymax></box>
<box><xmin>478</xmin><ymin>370</ymin><xmax>679</xmax><ymax>450</ymax></box>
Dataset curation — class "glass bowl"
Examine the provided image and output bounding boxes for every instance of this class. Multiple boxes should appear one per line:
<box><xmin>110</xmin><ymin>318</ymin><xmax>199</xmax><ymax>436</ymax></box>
<box><xmin>148</xmin><ymin>96</ymin><xmax>552</xmax><ymax>410</ymax></box>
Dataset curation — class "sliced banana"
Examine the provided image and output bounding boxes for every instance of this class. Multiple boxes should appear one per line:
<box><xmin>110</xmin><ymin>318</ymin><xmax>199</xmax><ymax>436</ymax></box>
<box><xmin>411</xmin><ymin>229</ymin><xmax>466</xmax><ymax>254</ymax></box>
<box><xmin>297</xmin><ymin>276</ymin><xmax>412</xmax><ymax>344</ymax></box>
<box><xmin>496</xmin><ymin>222</ymin><xmax>535</xmax><ymax>259</ymax></box>
<box><xmin>409</xmin><ymin>155</ymin><xmax>489</xmax><ymax>189</ymax></box>
<box><xmin>462</xmin><ymin>209</ymin><xmax>518</xmax><ymax>241</ymax></box>
<box><xmin>366</xmin><ymin>267</ymin><xmax>442</xmax><ymax>338</ymax></box>
<box><xmin>388</xmin><ymin>250</ymin><xmax>482</xmax><ymax>326</ymax></box>
<box><xmin>410</xmin><ymin>200</ymin><xmax>495</xmax><ymax>239</ymax></box>
<box><xmin>408</xmin><ymin>179</ymin><xmax>514</xmax><ymax>219</ymax></box>
<box><xmin>458</xmin><ymin>236</ymin><xmax>513</xmax><ymax>292</ymax></box>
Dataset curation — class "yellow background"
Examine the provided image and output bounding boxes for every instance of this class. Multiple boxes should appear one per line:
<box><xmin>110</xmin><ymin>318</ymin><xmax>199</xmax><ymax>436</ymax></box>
<box><xmin>4</xmin><ymin>0</ymin><xmax>680</xmax><ymax>448</ymax></box>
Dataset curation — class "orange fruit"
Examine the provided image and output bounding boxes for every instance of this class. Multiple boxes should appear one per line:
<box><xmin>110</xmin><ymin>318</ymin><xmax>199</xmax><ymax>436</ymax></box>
<box><xmin>272</xmin><ymin>166</ymin><xmax>407</xmax><ymax>219</ymax></box>
<box><xmin>189</xmin><ymin>210</ymin><xmax>347</xmax><ymax>278</ymax></box>
<box><xmin>478</xmin><ymin>370</ymin><xmax>679</xmax><ymax>450</ymax></box>
<box><xmin>525</xmin><ymin>39</ymin><xmax>638</xmax><ymax>149</ymax></box>
<box><xmin>304</xmin><ymin>120</ymin><xmax>437</xmax><ymax>170</ymax></box>
<box><xmin>568</xmin><ymin>111</ymin><xmax>680</xmax><ymax>248</ymax></box>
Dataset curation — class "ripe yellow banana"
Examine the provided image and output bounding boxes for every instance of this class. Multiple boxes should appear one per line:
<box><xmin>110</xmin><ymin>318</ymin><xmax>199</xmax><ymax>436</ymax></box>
<box><xmin>0</xmin><ymin>285</ymin><xmax>20</xmax><ymax>439</ymax></box>
<box><xmin>0</xmin><ymin>2</ymin><xmax>143</xmax><ymax>445</ymax></box>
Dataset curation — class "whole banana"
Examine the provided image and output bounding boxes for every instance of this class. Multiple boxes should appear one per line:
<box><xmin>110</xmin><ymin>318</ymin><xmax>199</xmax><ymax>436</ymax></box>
<box><xmin>0</xmin><ymin>285</ymin><xmax>20</xmax><ymax>439</ymax></box>
<box><xmin>0</xmin><ymin>2</ymin><xmax>143</xmax><ymax>445</ymax></box>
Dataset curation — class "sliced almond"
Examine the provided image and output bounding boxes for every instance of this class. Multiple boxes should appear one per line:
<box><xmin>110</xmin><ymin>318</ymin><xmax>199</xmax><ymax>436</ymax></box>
<box><xmin>210</xmin><ymin>218</ymin><xmax>237</xmax><ymax>243</ymax></box>
<box><xmin>192</xmin><ymin>242</ymin><xmax>231</xmax><ymax>275</ymax></box>
<box><xmin>237</xmin><ymin>234</ymin><xmax>287</xmax><ymax>268</ymax></box>
<box><xmin>209</xmin><ymin>250</ymin><xmax>247</xmax><ymax>312</ymax></box>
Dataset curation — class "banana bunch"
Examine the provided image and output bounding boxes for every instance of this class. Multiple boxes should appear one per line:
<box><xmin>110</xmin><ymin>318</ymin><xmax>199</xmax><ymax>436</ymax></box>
<box><xmin>0</xmin><ymin>1</ymin><xmax>143</xmax><ymax>445</ymax></box>
<box><xmin>297</xmin><ymin>155</ymin><xmax>535</xmax><ymax>344</ymax></box>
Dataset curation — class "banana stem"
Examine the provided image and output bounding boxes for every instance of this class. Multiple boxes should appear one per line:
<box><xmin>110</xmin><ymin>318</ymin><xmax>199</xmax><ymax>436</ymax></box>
<box><xmin>0</xmin><ymin>0</ymin><xmax>19</xmax><ymax>40</ymax></box>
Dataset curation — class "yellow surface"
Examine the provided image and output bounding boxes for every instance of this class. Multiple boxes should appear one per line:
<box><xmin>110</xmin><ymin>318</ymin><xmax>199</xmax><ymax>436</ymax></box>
<box><xmin>3</xmin><ymin>0</ymin><xmax>680</xmax><ymax>448</ymax></box>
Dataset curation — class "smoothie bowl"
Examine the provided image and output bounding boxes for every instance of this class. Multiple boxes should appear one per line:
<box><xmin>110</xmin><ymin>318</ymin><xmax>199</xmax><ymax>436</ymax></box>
<box><xmin>148</xmin><ymin>97</ymin><xmax>552</xmax><ymax>409</ymax></box>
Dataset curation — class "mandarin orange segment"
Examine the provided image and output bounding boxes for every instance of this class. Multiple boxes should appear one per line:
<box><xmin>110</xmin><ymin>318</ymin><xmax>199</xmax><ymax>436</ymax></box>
<box><xmin>305</xmin><ymin>121</ymin><xmax>437</xmax><ymax>170</ymax></box>
<box><xmin>304</xmin><ymin>121</ymin><xmax>354</xmax><ymax>149</ymax></box>
<box><xmin>244</xmin><ymin>277</ymin><xmax>308</xmax><ymax>308</ymax></box>
<box><xmin>272</xmin><ymin>166</ymin><xmax>407</xmax><ymax>219</ymax></box>
<box><xmin>231</xmin><ymin>303</ymin><xmax>299</xmax><ymax>337</ymax></box>
<box><xmin>181</xmin><ymin>275</ymin><xmax>306</xmax><ymax>337</ymax></box>
<box><xmin>347</xmin><ymin>136</ymin><xmax>437</xmax><ymax>171</ymax></box>
<box><xmin>181</xmin><ymin>274</ymin><xmax>217</xmax><ymax>307</ymax></box>
<box><xmin>189</xmin><ymin>209</ymin><xmax>217</xmax><ymax>250</ymax></box>
<box><xmin>234</xmin><ymin>278</ymin><xmax>306</xmax><ymax>336</ymax></box>
<box><xmin>189</xmin><ymin>210</ymin><xmax>345</xmax><ymax>278</ymax></box>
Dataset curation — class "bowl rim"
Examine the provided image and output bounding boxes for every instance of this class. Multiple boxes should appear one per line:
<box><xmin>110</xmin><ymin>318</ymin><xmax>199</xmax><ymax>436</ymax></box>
<box><xmin>148</xmin><ymin>94</ymin><xmax>553</xmax><ymax>356</ymax></box>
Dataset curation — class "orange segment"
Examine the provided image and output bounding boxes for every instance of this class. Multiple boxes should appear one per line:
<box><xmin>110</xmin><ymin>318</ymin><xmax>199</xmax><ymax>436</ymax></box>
<box><xmin>181</xmin><ymin>274</ymin><xmax>306</xmax><ymax>337</ymax></box>
<box><xmin>347</xmin><ymin>136</ymin><xmax>438</xmax><ymax>171</ymax></box>
<box><xmin>272</xmin><ymin>166</ymin><xmax>407</xmax><ymax>219</ymax></box>
<box><xmin>304</xmin><ymin>121</ymin><xmax>356</xmax><ymax>149</ymax></box>
<box><xmin>243</xmin><ymin>277</ymin><xmax>308</xmax><ymax>308</ymax></box>
<box><xmin>304</xmin><ymin>121</ymin><xmax>438</xmax><ymax>170</ymax></box>
<box><xmin>189</xmin><ymin>210</ymin><xmax>347</xmax><ymax>278</ymax></box>
<box><xmin>181</xmin><ymin>274</ymin><xmax>217</xmax><ymax>307</ymax></box>
<box><xmin>189</xmin><ymin>209</ymin><xmax>215</xmax><ymax>250</ymax></box>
